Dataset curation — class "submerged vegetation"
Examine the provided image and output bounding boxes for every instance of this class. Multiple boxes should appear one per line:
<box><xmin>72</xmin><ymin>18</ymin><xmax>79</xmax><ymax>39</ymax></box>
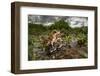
<box><xmin>28</xmin><ymin>20</ymin><xmax>88</xmax><ymax>60</ymax></box>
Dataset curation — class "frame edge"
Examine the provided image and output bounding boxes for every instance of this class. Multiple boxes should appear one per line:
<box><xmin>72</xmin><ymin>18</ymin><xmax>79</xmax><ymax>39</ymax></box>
<box><xmin>11</xmin><ymin>2</ymin><xmax>16</xmax><ymax>73</ymax></box>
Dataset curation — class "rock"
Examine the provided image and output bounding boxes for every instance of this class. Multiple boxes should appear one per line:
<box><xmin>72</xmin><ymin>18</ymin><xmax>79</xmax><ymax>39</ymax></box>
<box><xmin>70</xmin><ymin>39</ymin><xmax>78</xmax><ymax>48</ymax></box>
